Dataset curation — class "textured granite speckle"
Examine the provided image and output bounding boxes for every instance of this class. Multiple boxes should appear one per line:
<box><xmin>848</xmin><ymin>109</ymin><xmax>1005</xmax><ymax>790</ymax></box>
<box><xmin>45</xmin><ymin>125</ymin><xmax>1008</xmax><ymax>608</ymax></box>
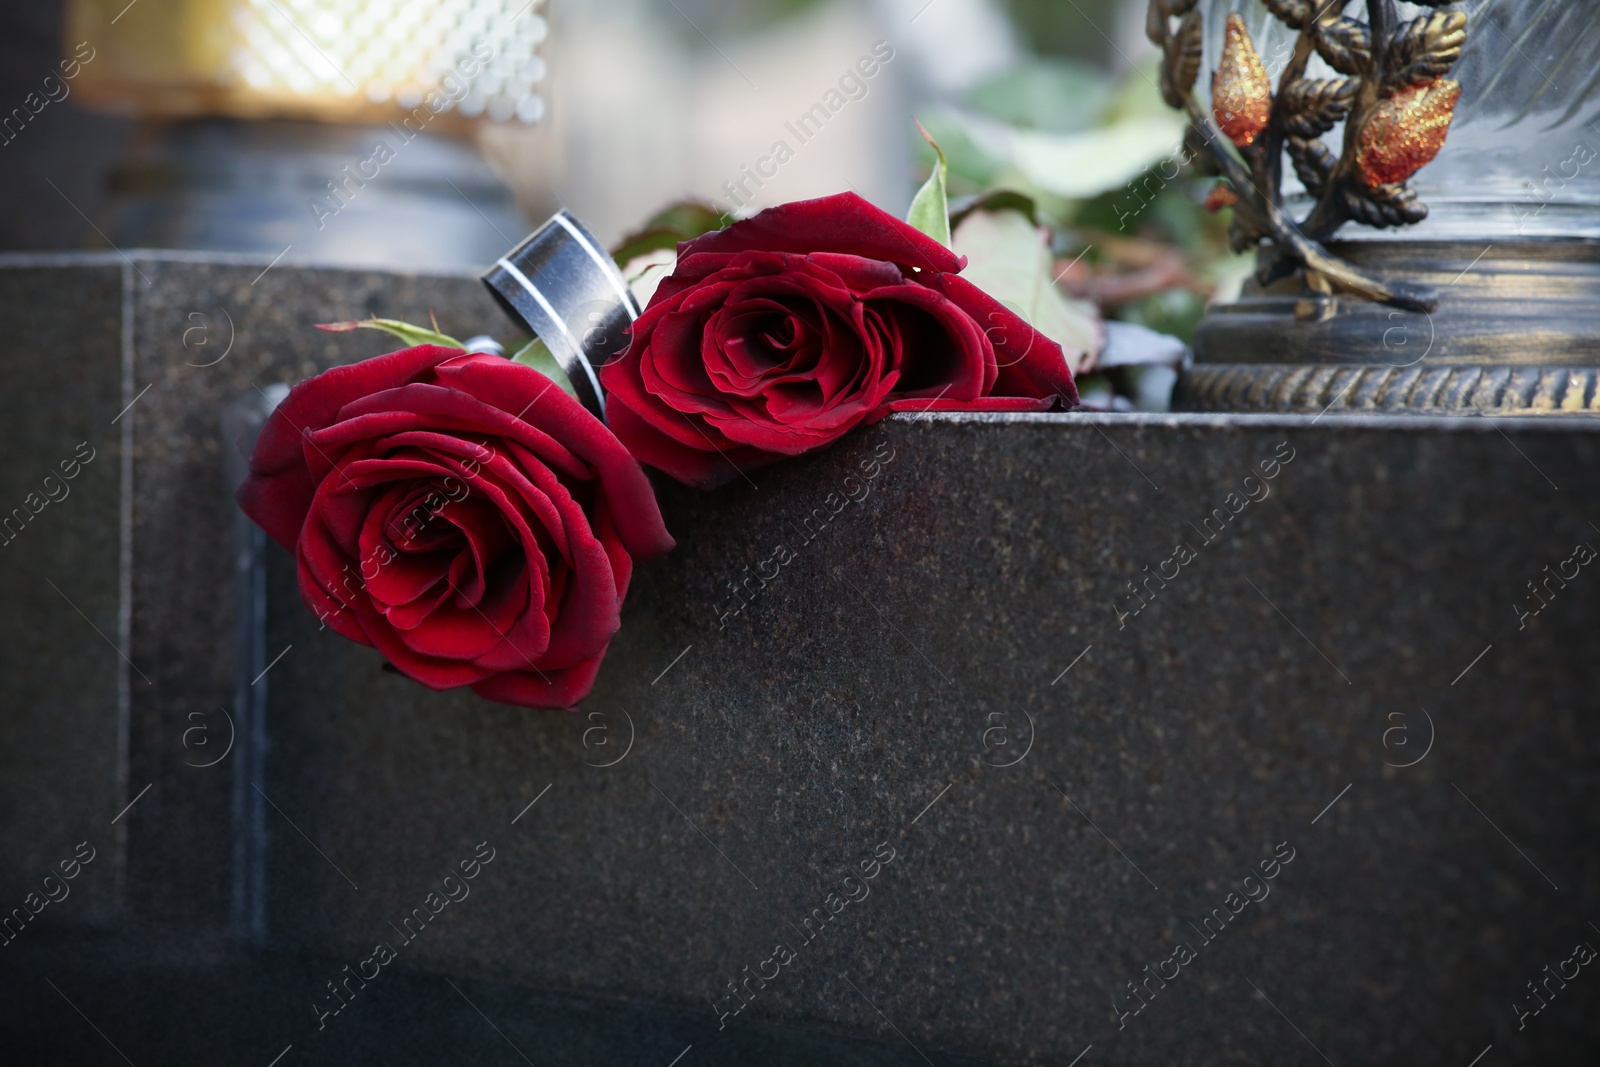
<box><xmin>261</xmin><ymin>411</ymin><xmax>1600</xmax><ymax>1065</ymax></box>
<box><xmin>2</xmin><ymin>254</ymin><xmax>1598</xmax><ymax>1065</ymax></box>
<box><xmin>125</xmin><ymin>254</ymin><xmax>505</xmax><ymax>930</ymax></box>
<box><xmin>0</xmin><ymin>260</ymin><xmax>123</xmax><ymax>928</ymax></box>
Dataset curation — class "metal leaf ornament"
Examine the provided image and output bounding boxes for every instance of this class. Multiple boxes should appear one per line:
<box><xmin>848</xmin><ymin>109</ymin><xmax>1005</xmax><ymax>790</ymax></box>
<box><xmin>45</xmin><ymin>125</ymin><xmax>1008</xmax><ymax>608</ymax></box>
<box><xmin>1144</xmin><ymin>0</ymin><xmax>1470</xmax><ymax>312</ymax></box>
<box><xmin>1261</xmin><ymin>0</ymin><xmax>1311</xmax><ymax>31</ymax></box>
<box><xmin>1281</xmin><ymin>78</ymin><xmax>1358</xmax><ymax>139</ymax></box>
<box><xmin>1313</xmin><ymin>17</ymin><xmax>1373</xmax><ymax>77</ymax></box>
<box><xmin>1343</xmin><ymin>181</ymin><xmax>1428</xmax><ymax>229</ymax></box>
<box><xmin>1287</xmin><ymin>137</ymin><xmax>1337</xmax><ymax>198</ymax></box>
<box><xmin>1386</xmin><ymin>13</ymin><xmax>1468</xmax><ymax>90</ymax></box>
<box><xmin>1160</xmin><ymin>10</ymin><xmax>1204</xmax><ymax>109</ymax></box>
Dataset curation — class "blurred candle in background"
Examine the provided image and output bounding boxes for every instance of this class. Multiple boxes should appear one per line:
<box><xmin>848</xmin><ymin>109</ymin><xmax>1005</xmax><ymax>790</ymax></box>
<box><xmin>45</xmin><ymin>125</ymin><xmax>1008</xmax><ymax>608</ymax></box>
<box><xmin>66</xmin><ymin>0</ymin><xmax>551</xmax><ymax>126</ymax></box>
<box><xmin>62</xmin><ymin>0</ymin><xmax>547</xmax><ymax>268</ymax></box>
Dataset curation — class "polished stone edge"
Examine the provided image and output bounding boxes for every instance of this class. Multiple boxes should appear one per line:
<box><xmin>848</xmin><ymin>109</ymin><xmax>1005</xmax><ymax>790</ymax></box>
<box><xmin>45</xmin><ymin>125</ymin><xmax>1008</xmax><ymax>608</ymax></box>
<box><xmin>1174</xmin><ymin>363</ymin><xmax>1600</xmax><ymax>415</ymax></box>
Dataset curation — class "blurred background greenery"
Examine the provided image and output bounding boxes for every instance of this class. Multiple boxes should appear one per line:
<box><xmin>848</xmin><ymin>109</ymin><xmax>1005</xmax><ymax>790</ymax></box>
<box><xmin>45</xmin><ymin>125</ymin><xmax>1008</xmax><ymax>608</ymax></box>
<box><xmin>901</xmin><ymin>0</ymin><xmax>1249</xmax><ymax>370</ymax></box>
<box><xmin>632</xmin><ymin>0</ymin><xmax>1248</xmax><ymax>358</ymax></box>
<box><xmin>2</xmin><ymin>0</ymin><xmax>1247</xmax><ymax>383</ymax></box>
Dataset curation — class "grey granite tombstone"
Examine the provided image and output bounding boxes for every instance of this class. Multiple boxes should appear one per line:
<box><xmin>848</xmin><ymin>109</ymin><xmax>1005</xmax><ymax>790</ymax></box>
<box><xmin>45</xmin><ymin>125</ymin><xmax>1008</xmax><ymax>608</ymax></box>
<box><xmin>1</xmin><ymin>251</ymin><xmax>1597</xmax><ymax>1066</ymax></box>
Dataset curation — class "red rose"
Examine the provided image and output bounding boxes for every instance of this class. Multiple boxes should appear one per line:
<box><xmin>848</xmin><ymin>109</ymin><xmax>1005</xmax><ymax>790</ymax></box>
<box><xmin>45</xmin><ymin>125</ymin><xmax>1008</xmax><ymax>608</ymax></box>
<box><xmin>236</xmin><ymin>345</ymin><xmax>674</xmax><ymax>710</ymax></box>
<box><xmin>600</xmin><ymin>191</ymin><xmax>1078</xmax><ymax>489</ymax></box>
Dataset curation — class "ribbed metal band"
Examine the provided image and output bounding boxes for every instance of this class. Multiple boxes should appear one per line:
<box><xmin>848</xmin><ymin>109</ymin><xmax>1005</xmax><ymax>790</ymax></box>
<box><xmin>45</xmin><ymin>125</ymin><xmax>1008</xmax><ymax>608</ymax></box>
<box><xmin>1177</xmin><ymin>364</ymin><xmax>1600</xmax><ymax>414</ymax></box>
<box><xmin>481</xmin><ymin>211</ymin><xmax>640</xmax><ymax>420</ymax></box>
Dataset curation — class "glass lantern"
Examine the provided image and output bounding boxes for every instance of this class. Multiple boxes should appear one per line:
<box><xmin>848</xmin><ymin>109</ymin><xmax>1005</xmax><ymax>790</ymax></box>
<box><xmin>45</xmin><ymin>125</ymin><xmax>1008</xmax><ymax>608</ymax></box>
<box><xmin>1181</xmin><ymin>0</ymin><xmax>1600</xmax><ymax>414</ymax></box>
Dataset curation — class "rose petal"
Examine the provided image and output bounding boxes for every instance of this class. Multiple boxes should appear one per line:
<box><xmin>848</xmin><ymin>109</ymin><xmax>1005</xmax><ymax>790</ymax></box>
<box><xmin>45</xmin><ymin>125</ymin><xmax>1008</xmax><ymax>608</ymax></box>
<box><xmin>862</xmin><ymin>286</ymin><xmax>992</xmax><ymax>403</ymax></box>
<box><xmin>350</xmin><ymin>595</ymin><xmax>496</xmax><ymax>689</ymax></box>
<box><xmin>921</xmin><ymin>273</ymin><xmax>1079</xmax><ymax>409</ymax></box>
<box><xmin>435</xmin><ymin>358</ymin><xmax>674</xmax><ymax>560</ymax></box>
<box><xmin>469</xmin><ymin>652</ymin><xmax>605</xmax><ymax>711</ymax></box>
<box><xmin>295</xmin><ymin>555</ymin><xmax>368</xmax><ymax>643</ymax></box>
<box><xmin>327</xmin><ymin>385</ymin><xmax>590</xmax><ymax>482</ymax></box>
<box><xmin>605</xmin><ymin>396</ymin><xmax>777</xmax><ymax>490</ymax></box>
<box><xmin>237</xmin><ymin>345</ymin><xmax>460</xmax><ymax>550</ymax></box>
<box><xmin>679</xmin><ymin>192</ymin><xmax>964</xmax><ymax>278</ymax></box>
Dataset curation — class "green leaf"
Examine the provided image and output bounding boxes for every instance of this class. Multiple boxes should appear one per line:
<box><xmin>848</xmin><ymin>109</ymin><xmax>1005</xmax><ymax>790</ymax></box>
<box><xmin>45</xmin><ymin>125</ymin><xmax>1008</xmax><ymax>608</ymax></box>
<box><xmin>622</xmin><ymin>250</ymin><xmax>679</xmax><ymax>311</ymax></box>
<box><xmin>1005</xmin><ymin>115</ymin><xmax>1187</xmax><ymax>202</ymax></box>
<box><xmin>906</xmin><ymin>120</ymin><xmax>952</xmax><ymax>248</ymax></box>
<box><xmin>967</xmin><ymin>59</ymin><xmax>1111</xmax><ymax>135</ymax></box>
<box><xmin>951</xmin><ymin>207</ymin><xmax>1103</xmax><ymax>374</ymax></box>
<box><xmin>949</xmin><ymin>189</ymin><xmax>1038</xmax><ymax>232</ymax></box>
<box><xmin>611</xmin><ymin>200</ymin><xmax>733</xmax><ymax>266</ymax></box>
<box><xmin>509</xmin><ymin>338</ymin><xmax>578</xmax><ymax>399</ymax></box>
<box><xmin>913</xmin><ymin>108</ymin><xmax>1007</xmax><ymax>189</ymax></box>
<box><xmin>1102</xmin><ymin>56</ymin><xmax>1183</xmax><ymax>125</ymax></box>
<box><xmin>316</xmin><ymin>317</ymin><xmax>463</xmax><ymax>349</ymax></box>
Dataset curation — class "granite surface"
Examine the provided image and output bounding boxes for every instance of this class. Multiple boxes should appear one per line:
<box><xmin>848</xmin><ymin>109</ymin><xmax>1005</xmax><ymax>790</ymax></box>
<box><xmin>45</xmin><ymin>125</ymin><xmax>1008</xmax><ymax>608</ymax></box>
<box><xmin>0</xmin><ymin>260</ymin><xmax>122</xmax><ymax>929</ymax></box>
<box><xmin>1</xmin><ymin>253</ymin><xmax>1597</xmax><ymax>1066</ymax></box>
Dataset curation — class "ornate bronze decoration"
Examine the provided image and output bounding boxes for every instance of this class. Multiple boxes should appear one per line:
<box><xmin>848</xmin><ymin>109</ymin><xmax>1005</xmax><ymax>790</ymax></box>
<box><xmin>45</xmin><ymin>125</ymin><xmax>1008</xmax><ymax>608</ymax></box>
<box><xmin>1147</xmin><ymin>0</ymin><xmax>1468</xmax><ymax>313</ymax></box>
<box><xmin>1177</xmin><ymin>362</ymin><xmax>1600</xmax><ymax>415</ymax></box>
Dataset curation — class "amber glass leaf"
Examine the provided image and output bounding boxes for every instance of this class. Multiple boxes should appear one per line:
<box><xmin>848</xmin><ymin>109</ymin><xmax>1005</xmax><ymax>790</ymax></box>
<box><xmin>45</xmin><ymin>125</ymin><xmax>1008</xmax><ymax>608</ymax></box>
<box><xmin>1356</xmin><ymin>79</ymin><xmax>1461</xmax><ymax>188</ymax></box>
<box><xmin>1212</xmin><ymin>13</ymin><xmax>1273</xmax><ymax>148</ymax></box>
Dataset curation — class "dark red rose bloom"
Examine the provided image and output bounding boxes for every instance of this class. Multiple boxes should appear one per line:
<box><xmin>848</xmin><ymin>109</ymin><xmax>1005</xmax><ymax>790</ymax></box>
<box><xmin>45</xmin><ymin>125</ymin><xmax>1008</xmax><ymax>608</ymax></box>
<box><xmin>599</xmin><ymin>191</ymin><xmax>1078</xmax><ymax>489</ymax></box>
<box><xmin>237</xmin><ymin>345</ymin><xmax>674</xmax><ymax>710</ymax></box>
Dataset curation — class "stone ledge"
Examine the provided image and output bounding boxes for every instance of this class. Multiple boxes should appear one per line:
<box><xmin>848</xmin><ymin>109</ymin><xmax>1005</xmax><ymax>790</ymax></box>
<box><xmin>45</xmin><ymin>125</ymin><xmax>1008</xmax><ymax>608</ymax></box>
<box><xmin>2</xmin><ymin>256</ymin><xmax>1596</xmax><ymax>1064</ymax></box>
